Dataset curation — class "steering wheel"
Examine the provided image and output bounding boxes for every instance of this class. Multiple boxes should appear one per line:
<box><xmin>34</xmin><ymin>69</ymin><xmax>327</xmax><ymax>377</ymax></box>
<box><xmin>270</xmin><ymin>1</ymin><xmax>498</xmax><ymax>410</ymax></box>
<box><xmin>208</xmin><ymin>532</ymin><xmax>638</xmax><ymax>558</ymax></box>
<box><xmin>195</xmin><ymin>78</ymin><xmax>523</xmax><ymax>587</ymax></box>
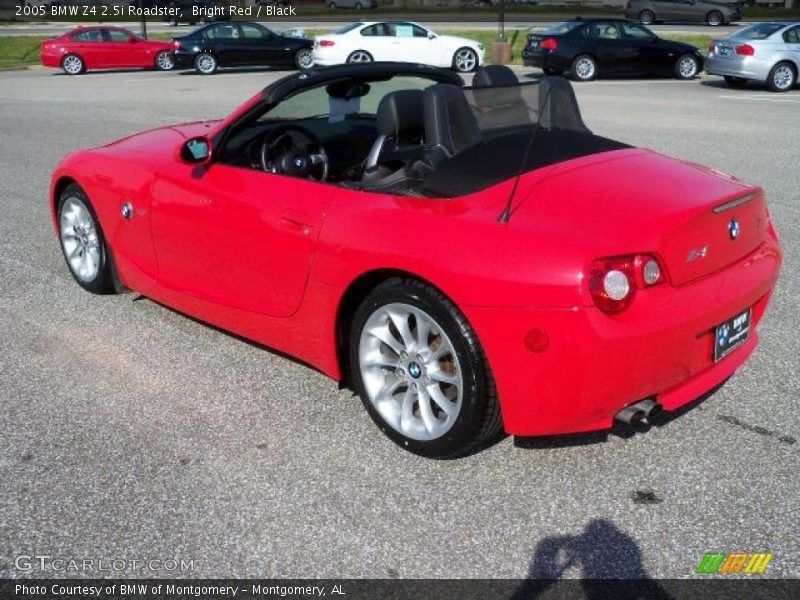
<box><xmin>259</xmin><ymin>124</ymin><xmax>329</xmax><ymax>182</ymax></box>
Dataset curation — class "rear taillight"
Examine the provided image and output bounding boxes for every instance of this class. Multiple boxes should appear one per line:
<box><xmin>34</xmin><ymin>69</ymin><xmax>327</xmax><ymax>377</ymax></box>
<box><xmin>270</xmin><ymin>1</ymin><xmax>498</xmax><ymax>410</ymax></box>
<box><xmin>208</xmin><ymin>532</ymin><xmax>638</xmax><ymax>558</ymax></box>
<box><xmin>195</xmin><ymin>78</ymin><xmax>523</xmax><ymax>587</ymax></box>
<box><xmin>708</xmin><ymin>42</ymin><xmax>715</xmax><ymax>54</ymax></box>
<box><xmin>588</xmin><ymin>254</ymin><xmax>665</xmax><ymax>314</ymax></box>
<box><xmin>540</xmin><ymin>38</ymin><xmax>558</xmax><ymax>51</ymax></box>
<box><xmin>319</xmin><ymin>40</ymin><xmax>335</xmax><ymax>47</ymax></box>
<box><xmin>735</xmin><ymin>44</ymin><xmax>755</xmax><ymax>56</ymax></box>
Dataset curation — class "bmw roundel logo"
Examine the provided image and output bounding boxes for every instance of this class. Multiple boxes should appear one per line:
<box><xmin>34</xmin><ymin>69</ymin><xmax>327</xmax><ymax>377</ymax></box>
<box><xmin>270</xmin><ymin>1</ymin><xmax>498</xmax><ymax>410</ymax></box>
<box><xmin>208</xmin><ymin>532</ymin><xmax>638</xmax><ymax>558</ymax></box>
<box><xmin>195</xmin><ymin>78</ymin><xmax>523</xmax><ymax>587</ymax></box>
<box><xmin>729</xmin><ymin>218</ymin><xmax>740</xmax><ymax>240</ymax></box>
<box><xmin>294</xmin><ymin>157</ymin><xmax>306</xmax><ymax>169</ymax></box>
<box><xmin>408</xmin><ymin>362</ymin><xmax>422</xmax><ymax>379</ymax></box>
<box><xmin>718</xmin><ymin>324</ymin><xmax>730</xmax><ymax>344</ymax></box>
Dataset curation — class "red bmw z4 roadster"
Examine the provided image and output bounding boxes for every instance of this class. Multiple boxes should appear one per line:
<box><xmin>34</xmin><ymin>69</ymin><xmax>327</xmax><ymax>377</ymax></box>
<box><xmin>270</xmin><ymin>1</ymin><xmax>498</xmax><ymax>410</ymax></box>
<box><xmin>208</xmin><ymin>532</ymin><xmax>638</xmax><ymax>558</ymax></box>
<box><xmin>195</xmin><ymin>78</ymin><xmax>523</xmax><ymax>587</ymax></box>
<box><xmin>50</xmin><ymin>63</ymin><xmax>782</xmax><ymax>457</ymax></box>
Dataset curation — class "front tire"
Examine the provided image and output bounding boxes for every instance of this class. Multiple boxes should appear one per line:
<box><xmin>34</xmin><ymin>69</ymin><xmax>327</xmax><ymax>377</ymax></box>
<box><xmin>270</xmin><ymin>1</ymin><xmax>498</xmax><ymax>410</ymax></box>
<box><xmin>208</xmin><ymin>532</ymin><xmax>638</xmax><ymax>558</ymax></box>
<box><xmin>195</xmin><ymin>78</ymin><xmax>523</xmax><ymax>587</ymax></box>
<box><xmin>294</xmin><ymin>48</ymin><xmax>314</xmax><ymax>70</ymax></box>
<box><xmin>350</xmin><ymin>278</ymin><xmax>502</xmax><ymax>458</ymax></box>
<box><xmin>194</xmin><ymin>53</ymin><xmax>218</xmax><ymax>75</ymax></box>
<box><xmin>639</xmin><ymin>9</ymin><xmax>655</xmax><ymax>25</ymax></box>
<box><xmin>453</xmin><ymin>47</ymin><xmax>478</xmax><ymax>73</ymax></box>
<box><xmin>61</xmin><ymin>53</ymin><xmax>84</xmax><ymax>75</ymax></box>
<box><xmin>706</xmin><ymin>10</ymin><xmax>723</xmax><ymax>26</ymax></box>
<box><xmin>155</xmin><ymin>50</ymin><xmax>175</xmax><ymax>71</ymax></box>
<box><xmin>674</xmin><ymin>54</ymin><xmax>699</xmax><ymax>80</ymax></box>
<box><xmin>571</xmin><ymin>54</ymin><xmax>597</xmax><ymax>81</ymax></box>
<box><xmin>57</xmin><ymin>184</ymin><xmax>114</xmax><ymax>294</ymax></box>
<box><xmin>766</xmin><ymin>61</ymin><xmax>796</xmax><ymax>92</ymax></box>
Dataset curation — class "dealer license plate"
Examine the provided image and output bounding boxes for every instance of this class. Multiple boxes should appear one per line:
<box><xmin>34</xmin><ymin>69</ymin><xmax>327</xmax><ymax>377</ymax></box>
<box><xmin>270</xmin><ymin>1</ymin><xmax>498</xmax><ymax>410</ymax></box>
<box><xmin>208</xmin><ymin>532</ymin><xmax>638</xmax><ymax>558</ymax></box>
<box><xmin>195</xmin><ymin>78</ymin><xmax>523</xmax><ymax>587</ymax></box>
<box><xmin>714</xmin><ymin>308</ymin><xmax>751</xmax><ymax>362</ymax></box>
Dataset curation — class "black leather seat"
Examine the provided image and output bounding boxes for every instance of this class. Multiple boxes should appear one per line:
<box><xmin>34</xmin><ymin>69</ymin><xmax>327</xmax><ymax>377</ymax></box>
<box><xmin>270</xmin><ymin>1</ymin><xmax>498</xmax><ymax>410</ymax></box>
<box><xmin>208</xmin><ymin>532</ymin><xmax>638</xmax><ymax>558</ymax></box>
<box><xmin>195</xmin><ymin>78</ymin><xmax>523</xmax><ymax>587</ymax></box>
<box><xmin>472</xmin><ymin>65</ymin><xmax>531</xmax><ymax>130</ymax></box>
<box><xmin>421</xmin><ymin>83</ymin><xmax>483</xmax><ymax>165</ymax></box>
<box><xmin>361</xmin><ymin>89</ymin><xmax>426</xmax><ymax>189</ymax></box>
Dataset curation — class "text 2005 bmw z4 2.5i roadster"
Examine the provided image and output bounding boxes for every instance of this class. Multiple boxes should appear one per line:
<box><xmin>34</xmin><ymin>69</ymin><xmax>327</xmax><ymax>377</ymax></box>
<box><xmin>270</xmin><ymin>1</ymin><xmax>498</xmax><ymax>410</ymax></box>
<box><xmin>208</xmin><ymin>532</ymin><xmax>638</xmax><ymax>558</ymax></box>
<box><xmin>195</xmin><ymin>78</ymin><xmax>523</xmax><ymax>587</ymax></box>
<box><xmin>50</xmin><ymin>63</ymin><xmax>782</xmax><ymax>458</ymax></box>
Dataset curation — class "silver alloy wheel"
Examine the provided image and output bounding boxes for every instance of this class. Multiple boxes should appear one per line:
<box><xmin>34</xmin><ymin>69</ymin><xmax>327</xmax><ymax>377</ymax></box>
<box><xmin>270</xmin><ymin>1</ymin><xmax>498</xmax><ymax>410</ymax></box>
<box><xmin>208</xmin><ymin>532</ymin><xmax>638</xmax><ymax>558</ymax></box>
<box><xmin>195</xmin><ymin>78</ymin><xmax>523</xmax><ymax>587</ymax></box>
<box><xmin>62</xmin><ymin>55</ymin><xmax>83</xmax><ymax>75</ymax></box>
<box><xmin>678</xmin><ymin>56</ymin><xmax>697</xmax><ymax>78</ymax></box>
<box><xmin>60</xmin><ymin>197</ymin><xmax>101</xmax><ymax>283</ymax></box>
<box><xmin>707</xmin><ymin>11</ymin><xmax>722</xmax><ymax>26</ymax></box>
<box><xmin>347</xmin><ymin>50</ymin><xmax>372</xmax><ymax>63</ymax></box>
<box><xmin>358</xmin><ymin>302</ymin><xmax>463</xmax><ymax>441</ymax></box>
<box><xmin>454</xmin><ymin>48</ymin><xmax>477</xmax><ymax>72</ymax></box>
<box><xmin>196</xmin><ymin>54</ymin><xmax>216</xmax><ymax>74</ymax></box>
<box><xmin>297</xmin><ymin>49</ymin><xmax>314</xmax><ymax>69</ymax></box>
<box><xmin>773</xmin><ymin>65</ymin><xmax>794</xmax><ymax>90</ymax></box>
<box><xmin>156</xmin><ymin>51</ymin><xmax>175</xmax><ymax>70</ymax></box>
<box><xmin>574</xmin><ymin>57</ymin><xmax>595</xmax><ymax>80</ymax></box>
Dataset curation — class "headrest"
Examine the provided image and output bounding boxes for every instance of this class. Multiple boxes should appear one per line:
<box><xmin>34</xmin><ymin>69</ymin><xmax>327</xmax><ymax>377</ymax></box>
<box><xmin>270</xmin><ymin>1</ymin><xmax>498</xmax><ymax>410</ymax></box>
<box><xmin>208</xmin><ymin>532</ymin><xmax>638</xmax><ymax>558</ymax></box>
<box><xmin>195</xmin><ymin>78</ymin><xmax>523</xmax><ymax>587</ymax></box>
<box><xmin>422</xmin><ymin>84</ymin><xmax>482</xmax><ymax>157</ymax></box>
<box><xmin>473</xmin><ymin>65</ymin><xmax>519</xmax><ymax>88</ymax></box>
<box><xmin>376</xmin><ymin>89</ymin><xmax>424</xmax><ymax>137</ymax></box>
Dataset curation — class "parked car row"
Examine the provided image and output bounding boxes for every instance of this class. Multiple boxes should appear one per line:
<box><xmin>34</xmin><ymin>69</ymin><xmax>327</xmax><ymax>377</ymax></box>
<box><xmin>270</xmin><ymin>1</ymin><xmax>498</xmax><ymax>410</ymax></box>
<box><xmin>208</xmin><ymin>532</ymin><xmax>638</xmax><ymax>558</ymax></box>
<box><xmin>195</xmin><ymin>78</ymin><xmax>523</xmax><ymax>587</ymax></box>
<box><xmin>39</xmin><ymin>19</ymin><xmax>798</xmax><ymax>92</ymax></box>
<box><xmin>523</xmin><ymin>18</ymin><xmax>800</xmax><ymax>91</ymax></box>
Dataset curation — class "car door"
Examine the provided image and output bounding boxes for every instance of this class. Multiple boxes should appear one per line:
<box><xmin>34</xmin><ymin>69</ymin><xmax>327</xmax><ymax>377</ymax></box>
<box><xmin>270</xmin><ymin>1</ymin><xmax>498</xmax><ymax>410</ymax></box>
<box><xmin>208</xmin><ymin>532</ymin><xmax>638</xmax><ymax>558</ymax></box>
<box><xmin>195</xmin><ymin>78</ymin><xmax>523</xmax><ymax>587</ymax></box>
<box><xmin>619</xmin><ymin>22</ymin><xmax>668</xmax><ymax>73</ymax></box>
<box><xmin>392</xmin><ymin>23</ymin><xmax>432</xmax><ymax>64</ymax></box>
<box><xmin>150</xmin><ymin>163</ymin><xmax>334</xmax><ymax>318</ymax></box>
<box><xmin>784</xmin><ymin>25</ymin><xmax>800</xmax><ymax>67</ymax></box>
<box><xmin>103</xmin><ymin>28</ymin><xmax>142</xmax><ymax>68</ymax></box>
<box><xmin>358</xmin><ymin>23</ymin><xmax>395</xmax><ymax>61</ymax></box>
<box><xmin>203</xmin><ymin>23</ymin><xmax>246</xmax><ymax>66</ymax></box>
<box><xmin>583</xmin><ymin>22</ymin><xmax>636</xmax><ymax>73</ymax></box>
<box><xmin>237</xmin><ymin>23</ymin><xmax>288</xmax><ymax>66</ymax></box>
<box><xmin>70</xmin><ymin>28</ymin><xmax>105</xmax><ymax>68</ymax></box>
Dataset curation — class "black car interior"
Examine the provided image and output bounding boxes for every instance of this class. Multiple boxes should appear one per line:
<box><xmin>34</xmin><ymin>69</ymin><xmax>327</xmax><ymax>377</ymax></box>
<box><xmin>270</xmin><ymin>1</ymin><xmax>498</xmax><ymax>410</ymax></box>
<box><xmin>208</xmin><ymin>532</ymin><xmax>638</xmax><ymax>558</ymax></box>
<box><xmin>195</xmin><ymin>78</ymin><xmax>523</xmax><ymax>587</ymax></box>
<box><xmin>218</xmin><ymin>65</ymin><xmax>629</xmax><ymax>197</ymax></box>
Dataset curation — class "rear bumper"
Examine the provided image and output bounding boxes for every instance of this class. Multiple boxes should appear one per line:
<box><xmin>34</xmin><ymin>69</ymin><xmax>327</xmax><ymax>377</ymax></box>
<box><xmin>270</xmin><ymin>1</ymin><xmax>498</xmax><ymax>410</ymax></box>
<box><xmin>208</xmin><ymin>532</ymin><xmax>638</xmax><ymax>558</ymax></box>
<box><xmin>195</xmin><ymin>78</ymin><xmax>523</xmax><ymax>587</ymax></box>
<box><xmin>522</xmin><ymin>50</ymin><xmax>569</xmax><ymax>71</ymax></box>
<box><xmin>464</xmin><ymin>239</ymin><xmax>781</xmax><ymax>436</ymax></box>
<box><xmin>705</xmin><ymin>53</ymin><xmax>772</xmax><ymax>81</ymax></box>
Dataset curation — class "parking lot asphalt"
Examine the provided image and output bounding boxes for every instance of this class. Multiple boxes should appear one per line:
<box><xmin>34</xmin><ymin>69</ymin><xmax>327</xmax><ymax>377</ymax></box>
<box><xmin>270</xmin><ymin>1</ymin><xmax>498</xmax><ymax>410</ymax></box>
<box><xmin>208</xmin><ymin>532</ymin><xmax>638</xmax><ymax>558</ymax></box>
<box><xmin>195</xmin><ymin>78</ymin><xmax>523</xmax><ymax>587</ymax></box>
<box><xmin>0</xmin><ymin>66</ymin><xmax>798</xmax><ymax>580</ymax></box>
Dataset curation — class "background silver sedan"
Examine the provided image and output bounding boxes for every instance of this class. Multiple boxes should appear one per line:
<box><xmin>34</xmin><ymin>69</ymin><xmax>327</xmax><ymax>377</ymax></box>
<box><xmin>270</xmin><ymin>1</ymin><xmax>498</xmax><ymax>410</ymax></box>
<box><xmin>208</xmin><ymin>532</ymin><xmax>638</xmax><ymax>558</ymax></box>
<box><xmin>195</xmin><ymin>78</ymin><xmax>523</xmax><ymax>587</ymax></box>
<box><xmin>706</xmin><ymin>22</ymin><xmax>800</xmax><ymax>92</ymax></box>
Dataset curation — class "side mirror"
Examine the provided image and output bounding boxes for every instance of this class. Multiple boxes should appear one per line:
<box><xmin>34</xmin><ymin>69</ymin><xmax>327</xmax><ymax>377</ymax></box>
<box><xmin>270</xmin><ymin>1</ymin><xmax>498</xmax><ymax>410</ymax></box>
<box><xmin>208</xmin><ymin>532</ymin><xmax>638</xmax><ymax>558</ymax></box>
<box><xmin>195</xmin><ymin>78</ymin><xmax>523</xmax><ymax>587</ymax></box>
<box><xmin>179</xmin><ymin>136</ymin><xmax>212</xmax><ymax>164</ymax></box>
<box><xmin>428</xmin><ymin>32</ymin><xmax>436</xmax><ymax>40</ymax></box>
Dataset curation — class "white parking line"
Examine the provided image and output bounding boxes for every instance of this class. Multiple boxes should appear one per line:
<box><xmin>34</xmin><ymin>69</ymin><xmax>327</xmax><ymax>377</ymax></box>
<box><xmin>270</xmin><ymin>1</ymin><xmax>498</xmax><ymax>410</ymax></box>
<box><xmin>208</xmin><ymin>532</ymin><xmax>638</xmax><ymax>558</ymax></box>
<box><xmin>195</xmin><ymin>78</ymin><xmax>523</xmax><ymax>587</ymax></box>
<box><xmin>717</xmin><ymin>94</ymin><xmax>800</xmax><ymax>104</ymax></box>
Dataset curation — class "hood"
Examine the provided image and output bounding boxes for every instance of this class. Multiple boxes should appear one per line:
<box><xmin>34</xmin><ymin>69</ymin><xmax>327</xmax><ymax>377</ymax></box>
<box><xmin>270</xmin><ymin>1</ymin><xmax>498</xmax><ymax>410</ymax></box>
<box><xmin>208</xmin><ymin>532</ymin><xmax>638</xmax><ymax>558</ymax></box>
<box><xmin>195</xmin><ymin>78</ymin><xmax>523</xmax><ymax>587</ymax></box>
<box><xmin>438</xmin><ymin>34</ymin><xmax>481</xmax><ymax>48</ymax></box>
<box><xmin>103</xmin><ymin>120</ymin><xmax>222</xmax><ymax>155</ymax></box>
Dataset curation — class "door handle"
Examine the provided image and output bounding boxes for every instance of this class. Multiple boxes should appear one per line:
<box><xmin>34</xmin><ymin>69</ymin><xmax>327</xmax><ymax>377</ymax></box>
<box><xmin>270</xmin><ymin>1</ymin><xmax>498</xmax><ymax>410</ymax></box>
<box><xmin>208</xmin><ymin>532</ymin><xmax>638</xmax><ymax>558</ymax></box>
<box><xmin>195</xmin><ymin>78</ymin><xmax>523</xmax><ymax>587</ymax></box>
<box><xmin>278</xmin><ymin>213</ymin><xmax>313</xmax><ymax>237</ymax></box>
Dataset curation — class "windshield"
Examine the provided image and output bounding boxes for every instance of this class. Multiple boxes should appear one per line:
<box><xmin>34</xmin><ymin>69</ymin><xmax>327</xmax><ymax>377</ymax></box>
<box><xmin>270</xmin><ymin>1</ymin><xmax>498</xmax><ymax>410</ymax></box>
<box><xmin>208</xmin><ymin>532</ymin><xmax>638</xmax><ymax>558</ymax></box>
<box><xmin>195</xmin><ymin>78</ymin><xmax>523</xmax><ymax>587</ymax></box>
<box><xmin>541</xmin><ymin>21</ymin><xmax>583</xmax><ymax>35</ymax></box>
<box><xmin>334</xmin><ymin>22</ymin><xmax>363</xmax><ymax>34</ymax></box>
<box><xmin>261</xmin><ymin>75</ymin><xmax>436</xmax><ymax>123</ymax></box>
<box><xmin>732</xmin><ymin>23</ymin><xmax>785</xmax><ymax>40</ymax></box>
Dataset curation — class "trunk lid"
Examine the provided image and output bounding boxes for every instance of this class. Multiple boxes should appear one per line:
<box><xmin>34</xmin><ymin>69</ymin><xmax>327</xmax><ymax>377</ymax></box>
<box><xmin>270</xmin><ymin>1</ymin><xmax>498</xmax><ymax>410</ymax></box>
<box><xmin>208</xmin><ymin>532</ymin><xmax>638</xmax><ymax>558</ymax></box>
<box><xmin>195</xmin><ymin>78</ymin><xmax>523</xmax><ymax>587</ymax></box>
<box><xmin>513</xmin><ymin>149</ymin><xmax>769</xmax><ymax>286</ymax></box>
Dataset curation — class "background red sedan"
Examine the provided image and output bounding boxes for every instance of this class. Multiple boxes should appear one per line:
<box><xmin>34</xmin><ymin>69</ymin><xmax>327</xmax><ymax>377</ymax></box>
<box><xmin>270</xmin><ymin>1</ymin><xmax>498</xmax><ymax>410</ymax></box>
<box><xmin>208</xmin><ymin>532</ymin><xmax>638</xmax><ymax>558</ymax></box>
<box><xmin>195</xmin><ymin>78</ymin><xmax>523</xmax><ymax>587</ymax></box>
<box><xmin>40</xmin><ymin>26</ymin><xmax>176</xmax><ymax>75</ymax></box>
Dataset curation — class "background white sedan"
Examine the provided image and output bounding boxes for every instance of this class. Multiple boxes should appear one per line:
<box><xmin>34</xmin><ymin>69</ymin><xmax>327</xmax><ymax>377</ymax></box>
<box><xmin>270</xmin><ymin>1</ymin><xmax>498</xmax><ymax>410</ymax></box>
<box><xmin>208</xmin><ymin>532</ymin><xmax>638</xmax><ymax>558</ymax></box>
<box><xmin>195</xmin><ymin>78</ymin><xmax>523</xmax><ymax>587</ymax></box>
<box><xmin>313</xmin><ymin>22</ymin><xmax>485</xmax><ymax>73</ymax></box>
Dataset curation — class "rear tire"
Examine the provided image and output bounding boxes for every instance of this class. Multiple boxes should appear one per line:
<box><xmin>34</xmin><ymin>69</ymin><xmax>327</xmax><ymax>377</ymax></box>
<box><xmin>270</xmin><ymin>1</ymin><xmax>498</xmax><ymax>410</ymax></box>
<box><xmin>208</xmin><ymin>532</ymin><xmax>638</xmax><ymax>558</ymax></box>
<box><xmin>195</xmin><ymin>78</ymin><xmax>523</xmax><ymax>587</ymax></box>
<box><xmin>57</xmin><ymin>184</ymin><xmax>115</xmax><ymax>295</ymax></box>
<box><xmin>294</xmin><ymin>48</ymin><xmax>314</xmax><ymax>70</ymax></box>
<box><xmin>571</xmin><ymin>54</ymin><xmax>597</xmax><ymax>81</ymax></box>
<box><xmin>724</xmin><ymin>75</ymin><xmax>747</xmax><ymax>87</ymax></box>
<box><xmin>639</xmin><ymin>9</ymin><xmax>655</xmax><ymax>25</ymax></box>
<box><xmin>347</xmin><ymin>50</ymin><xmax>373</xmax><ymax>63</ymax></box>
<box><xmin>706</xmin><ymin>10</ymin><xmax>723</xmax><ymax>26</ymax></box>
<box><xmin>61</xmin><ymin>53</ymin><xmax>84</xmax><ymax>75</ymax></box>
<box><xmin>349</xmin><ymin>278</ymin><xmax>502</xmax><ymax>459</ymax></box>
<box><xmin>766</xmin><ymin>61</ymin><xmax>796</xmax><ymax>92</ymax></box>
<box><xmin>674</xmin><ymin>53</ymin><xmax>699</xmax><ymax>80</ymax></box>
<box><xmin>194</xmin><ymin>53</ymin><xmax>218</xmax><ymax>75</ymax></box>
<box><xmin>155</xmin><ymin>50</ymin><xmax>175</xmax><ymax>71</ymax></box>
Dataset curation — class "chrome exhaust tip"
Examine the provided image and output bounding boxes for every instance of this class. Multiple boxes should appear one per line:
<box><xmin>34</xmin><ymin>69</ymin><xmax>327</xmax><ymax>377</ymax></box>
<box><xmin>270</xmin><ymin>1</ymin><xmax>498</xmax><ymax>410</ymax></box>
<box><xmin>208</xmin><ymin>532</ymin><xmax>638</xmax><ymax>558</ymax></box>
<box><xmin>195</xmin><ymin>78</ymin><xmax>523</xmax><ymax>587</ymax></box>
<box><xmin>615</xmin><ymin>405</ymin><xmax>646</xmax><ymax>427</ymax></box>
<box><xmin>637</xmin><ymin>398</ymin><xmax>663</xmax><ymax>419</ymax></box>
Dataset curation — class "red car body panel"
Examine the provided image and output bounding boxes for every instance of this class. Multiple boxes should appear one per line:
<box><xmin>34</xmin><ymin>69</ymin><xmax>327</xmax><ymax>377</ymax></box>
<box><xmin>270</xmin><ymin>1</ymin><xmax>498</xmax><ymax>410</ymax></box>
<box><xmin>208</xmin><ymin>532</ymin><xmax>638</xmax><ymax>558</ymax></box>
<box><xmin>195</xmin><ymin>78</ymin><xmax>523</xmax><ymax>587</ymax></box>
<box><xmin>40</xmin><ymin>27</ymin><xmax>174</xmax><ymax>71</ymax></box>
<box><xmin>49</xmin><ymin>116</ymin><xmax>782</xmax><ymax>437</ymax></box>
